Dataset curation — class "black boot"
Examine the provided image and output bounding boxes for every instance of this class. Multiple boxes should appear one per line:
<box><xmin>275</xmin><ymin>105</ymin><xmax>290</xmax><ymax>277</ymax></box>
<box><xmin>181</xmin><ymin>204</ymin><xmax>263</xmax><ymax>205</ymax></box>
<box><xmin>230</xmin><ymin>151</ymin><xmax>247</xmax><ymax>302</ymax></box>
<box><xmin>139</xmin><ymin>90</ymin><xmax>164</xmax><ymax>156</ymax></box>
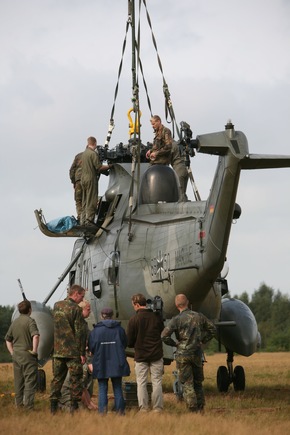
<box><xmin>70</xmin><ymin>400</ymin><xmax>79</xmax><ymax>414</ymax></box>
<box><xmin>50</xmin><ymin>399</ymin><xmax>58</xmax><ymax>415</ymax></box>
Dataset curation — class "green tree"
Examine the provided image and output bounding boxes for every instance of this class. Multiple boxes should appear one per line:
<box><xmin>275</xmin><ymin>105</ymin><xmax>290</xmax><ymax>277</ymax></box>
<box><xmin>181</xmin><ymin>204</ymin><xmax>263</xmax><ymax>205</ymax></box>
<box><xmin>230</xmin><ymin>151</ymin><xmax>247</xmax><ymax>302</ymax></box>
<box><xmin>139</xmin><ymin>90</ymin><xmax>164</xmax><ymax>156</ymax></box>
<box><xmin>0</xmin><ymin>305</ymin><xmax>14</xmax><ymax>362</ymax></box>
<box><xmin>234</xmin><ymin>291</ymin><xmax>249</xmax><ymax>305</ymax></box>
<box><xmin>249</xmin><ymin>283</ymin><xmax>274</xmax><ymax>323</ymax></box>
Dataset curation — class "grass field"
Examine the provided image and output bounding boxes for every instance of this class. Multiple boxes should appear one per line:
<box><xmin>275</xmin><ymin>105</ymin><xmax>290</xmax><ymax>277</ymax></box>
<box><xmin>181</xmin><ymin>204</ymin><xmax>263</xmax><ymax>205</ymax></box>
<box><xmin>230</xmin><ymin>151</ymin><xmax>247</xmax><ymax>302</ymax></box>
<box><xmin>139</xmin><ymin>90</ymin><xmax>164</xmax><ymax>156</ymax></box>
<box><xmin>0</xmin><ymin>352</ymin><xmax>290</xmax><ymax>434</ymax></box>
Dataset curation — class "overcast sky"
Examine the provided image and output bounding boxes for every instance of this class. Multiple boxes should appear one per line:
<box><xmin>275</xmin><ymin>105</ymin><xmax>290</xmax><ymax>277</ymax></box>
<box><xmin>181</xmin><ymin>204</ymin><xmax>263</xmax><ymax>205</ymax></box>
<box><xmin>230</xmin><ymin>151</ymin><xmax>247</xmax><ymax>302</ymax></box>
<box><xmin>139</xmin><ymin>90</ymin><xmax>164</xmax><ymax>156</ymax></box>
<box><xmin>1</xmin><ymin>0</ymin><xmax>290</xmax><ymax>307</ymax></box>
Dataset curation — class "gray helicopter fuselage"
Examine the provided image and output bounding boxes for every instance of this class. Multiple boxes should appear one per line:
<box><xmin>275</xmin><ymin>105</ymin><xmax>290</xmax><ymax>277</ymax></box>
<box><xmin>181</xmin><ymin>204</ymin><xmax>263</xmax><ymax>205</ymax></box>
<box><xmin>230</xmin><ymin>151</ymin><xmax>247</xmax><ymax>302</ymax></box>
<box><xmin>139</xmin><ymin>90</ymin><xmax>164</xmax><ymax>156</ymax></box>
<box><xmin>32</xmin><ymin>124</ymin><xmax>290</xmax><ymax>363</ymax></box>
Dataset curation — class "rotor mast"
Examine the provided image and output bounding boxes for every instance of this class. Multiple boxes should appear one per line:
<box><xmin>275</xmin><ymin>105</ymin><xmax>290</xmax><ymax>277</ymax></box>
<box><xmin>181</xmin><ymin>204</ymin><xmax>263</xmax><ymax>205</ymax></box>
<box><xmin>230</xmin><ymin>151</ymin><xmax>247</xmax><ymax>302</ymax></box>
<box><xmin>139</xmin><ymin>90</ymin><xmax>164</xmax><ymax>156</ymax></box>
<box><xmin>129</xmin><ymin>0</ymin><xmax>138</xmax><ymax>116</ymax></box>
<box><xmin>128</xmin><ymin>0</ymin><xmax>141</xmax><ymax>240</ymax></box>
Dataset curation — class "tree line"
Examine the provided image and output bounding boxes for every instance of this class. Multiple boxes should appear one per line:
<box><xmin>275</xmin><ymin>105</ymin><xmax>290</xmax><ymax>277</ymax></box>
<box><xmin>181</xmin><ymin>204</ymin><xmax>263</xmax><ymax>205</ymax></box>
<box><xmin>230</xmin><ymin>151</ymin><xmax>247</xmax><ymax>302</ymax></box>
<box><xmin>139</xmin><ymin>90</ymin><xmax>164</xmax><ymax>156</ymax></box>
<box><xmin>233</xmin><ymin>283</ymin><xmax>290</xmax><ymax>352</ymax></box>
<box><xmin>0</xmin><ymin>283</ymin><xmax>289</xmax><ymax>362</ymax></box>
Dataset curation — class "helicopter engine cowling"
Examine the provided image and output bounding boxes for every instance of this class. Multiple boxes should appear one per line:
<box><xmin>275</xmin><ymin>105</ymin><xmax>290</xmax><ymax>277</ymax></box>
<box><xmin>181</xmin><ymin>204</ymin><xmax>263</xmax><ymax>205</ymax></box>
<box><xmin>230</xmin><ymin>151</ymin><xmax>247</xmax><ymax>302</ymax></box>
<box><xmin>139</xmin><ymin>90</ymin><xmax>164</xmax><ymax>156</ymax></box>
<box><xmin>218</xmin><ymin>298</ymin><xmax>261</xmax><ymax>356</ymax></box>
<box><xmin>139</xmin><ymin>164</ymin><xmax>180</xmax><ymax>204</ymax></box>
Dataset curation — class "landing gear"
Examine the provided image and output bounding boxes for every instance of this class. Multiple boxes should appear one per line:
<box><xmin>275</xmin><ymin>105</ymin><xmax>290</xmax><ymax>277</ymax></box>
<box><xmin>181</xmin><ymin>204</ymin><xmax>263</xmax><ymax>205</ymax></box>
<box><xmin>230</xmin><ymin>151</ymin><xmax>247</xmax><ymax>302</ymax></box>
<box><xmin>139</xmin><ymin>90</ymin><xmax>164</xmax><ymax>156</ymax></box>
<box><xmin>216</xmin><ymin>349</ymin><xmax>246</xmax><ymax>392</ymax></box>
<box><xmin>217</xmin><ymin>366</ymin><xmax>229</xmax><ymax>392</ymax></box>
<box><xmin>233</xmin><ymin>365</ymin><xmax>245</xmax><ymax>391</ymax></box>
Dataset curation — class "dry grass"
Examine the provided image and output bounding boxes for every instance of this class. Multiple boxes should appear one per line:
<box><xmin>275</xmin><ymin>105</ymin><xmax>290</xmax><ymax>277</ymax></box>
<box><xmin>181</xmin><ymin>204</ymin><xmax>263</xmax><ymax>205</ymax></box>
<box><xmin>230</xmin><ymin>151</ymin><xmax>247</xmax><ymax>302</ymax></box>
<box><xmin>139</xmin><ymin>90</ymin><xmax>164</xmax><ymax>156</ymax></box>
<box><xmin>1</xmin><ymin>352</ymin><xmax>290</xmax><ymax>434</ymax></box>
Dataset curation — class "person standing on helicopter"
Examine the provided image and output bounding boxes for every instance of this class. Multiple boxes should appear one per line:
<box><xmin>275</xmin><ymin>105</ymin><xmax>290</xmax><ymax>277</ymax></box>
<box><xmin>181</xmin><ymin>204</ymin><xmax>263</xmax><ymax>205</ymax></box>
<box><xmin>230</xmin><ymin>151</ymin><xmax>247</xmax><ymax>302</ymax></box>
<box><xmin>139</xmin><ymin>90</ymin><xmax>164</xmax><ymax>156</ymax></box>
<box><xmin>146</xmin><ymin>115</ymin><xmax>172</xmax><ymax>165</ymax></box>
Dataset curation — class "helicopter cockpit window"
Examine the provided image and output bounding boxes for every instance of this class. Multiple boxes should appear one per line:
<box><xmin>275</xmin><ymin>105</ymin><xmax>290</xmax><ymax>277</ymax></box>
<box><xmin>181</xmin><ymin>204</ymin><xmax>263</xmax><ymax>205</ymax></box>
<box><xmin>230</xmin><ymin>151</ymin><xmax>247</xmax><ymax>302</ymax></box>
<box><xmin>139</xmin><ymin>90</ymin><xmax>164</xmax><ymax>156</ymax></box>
<box><xmin>104</xmin><ymin>251</ymin><xmax>120</xmax><ymax>285</ymax></box>
<box><xmin>69</xmin><ymin>271</ymin><xmax>76</xmax><ymax>286</ymax></box>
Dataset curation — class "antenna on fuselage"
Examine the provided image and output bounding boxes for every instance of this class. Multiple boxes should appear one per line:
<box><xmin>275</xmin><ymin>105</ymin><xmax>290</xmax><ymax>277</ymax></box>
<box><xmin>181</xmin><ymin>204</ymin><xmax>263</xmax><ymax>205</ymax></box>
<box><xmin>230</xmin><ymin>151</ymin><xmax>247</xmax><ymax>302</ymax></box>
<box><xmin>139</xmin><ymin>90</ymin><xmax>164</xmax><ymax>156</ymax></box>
<box><xmin>17</xmin><ymin>278</ymin><xmax>27</xmax><ymax>301</ymax></box>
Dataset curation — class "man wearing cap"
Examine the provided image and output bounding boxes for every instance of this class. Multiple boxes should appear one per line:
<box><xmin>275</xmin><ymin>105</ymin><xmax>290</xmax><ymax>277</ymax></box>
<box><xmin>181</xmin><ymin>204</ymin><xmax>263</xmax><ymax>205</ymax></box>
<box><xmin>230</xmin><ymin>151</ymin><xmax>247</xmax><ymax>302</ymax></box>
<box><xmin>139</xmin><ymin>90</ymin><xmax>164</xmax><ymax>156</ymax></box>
<box><xmin>127</xmin><ymin>293</ymin><xmax>164</xmax><ymax>413</ymax></box>
<box><xmin>88</xmin><ymin>307</ymin><xmax>130</xmax><ymax>415</ymax></box>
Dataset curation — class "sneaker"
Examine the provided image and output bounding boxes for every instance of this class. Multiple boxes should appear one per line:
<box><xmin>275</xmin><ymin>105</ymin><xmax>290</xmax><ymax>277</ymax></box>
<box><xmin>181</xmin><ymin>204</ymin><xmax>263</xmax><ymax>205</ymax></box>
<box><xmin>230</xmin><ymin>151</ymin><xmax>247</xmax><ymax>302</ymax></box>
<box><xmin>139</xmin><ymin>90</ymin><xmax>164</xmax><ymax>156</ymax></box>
<box><xmin>138</xmin><ymin>408</ymin><xmax>149</xmax><ymax>413</ymax></box>
<box><xmin>152</xmin><ymin>408</ymin><xmax>163</xmax><ymax>413</ymax></box>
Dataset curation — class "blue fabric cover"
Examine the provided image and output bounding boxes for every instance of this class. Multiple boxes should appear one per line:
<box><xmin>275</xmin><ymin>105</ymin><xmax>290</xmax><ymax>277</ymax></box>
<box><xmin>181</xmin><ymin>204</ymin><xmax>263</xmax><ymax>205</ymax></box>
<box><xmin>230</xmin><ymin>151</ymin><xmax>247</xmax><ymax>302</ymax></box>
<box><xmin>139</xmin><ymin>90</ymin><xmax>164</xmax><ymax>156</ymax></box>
<box><xmin>46</xmin><ymin>216</ymin><xmax>78</xmax><ymax>233</ymax></box>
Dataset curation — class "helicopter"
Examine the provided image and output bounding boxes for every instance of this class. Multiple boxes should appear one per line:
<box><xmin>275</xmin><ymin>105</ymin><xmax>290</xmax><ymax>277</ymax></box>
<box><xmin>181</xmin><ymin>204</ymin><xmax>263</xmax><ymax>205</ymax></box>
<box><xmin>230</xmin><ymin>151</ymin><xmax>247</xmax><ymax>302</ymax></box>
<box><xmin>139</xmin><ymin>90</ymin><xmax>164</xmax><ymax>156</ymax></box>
<box><xmin>15</xmin><ymin>0</ymin><xmax>290</xmax><ymax>394</ymax></box>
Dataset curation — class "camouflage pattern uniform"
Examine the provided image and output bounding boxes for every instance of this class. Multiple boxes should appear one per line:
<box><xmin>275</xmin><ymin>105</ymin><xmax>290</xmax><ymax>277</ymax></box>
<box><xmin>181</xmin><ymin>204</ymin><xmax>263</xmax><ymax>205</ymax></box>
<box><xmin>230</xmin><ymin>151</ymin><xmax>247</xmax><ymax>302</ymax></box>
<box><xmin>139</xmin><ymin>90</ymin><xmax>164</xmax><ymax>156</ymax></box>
<box><xmin>69</xmin><ymin>152</ymin><xmax>83</xmax><ymax>222</ymax></box>
<box><xmin>59</xmin><ymin>316</ymin><xmax>93</xmax><ymax>409</ymax></box>
<box><xmin>170</xmin><ymin>142</ymin><xmax>189</xmax><ymax>202</ymax></box>
<box><xmin>50</xmin><ymin>299</ymin><xmax>86</xmax><ymax>404</ymax></box>
<box><xmin>149</xmin><ymin>124</ymin><xmax>172</xmax><ymax>165</ymax></box>
<box><xmin>161</xmin><ymin>308</ymin><xmax>216</xmax><ymax>411</ymax></box>
<box><xmin>80</xmin><ymin>147</ymin><xmax>101</xmax><ymax>224</ymax></box>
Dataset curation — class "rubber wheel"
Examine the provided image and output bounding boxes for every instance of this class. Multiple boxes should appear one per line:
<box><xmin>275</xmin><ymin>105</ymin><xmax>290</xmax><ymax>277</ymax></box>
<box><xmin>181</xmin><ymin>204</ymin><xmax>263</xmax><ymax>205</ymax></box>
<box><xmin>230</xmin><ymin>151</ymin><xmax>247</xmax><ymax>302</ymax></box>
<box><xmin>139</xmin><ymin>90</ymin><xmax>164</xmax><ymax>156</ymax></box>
<box><xmin>233</xmin><ymin>365</ymin><xmax>245</xmax><ymax>391</ymax></box>
<box><xmin>37</xmin><ymin>368</ymin><xmax>46</xmax><ymax>392</ymax></box>
<box><xmin>217</xmin><ymin>366</ymin><xmax>229</xmax><ymax>392</ymax></box>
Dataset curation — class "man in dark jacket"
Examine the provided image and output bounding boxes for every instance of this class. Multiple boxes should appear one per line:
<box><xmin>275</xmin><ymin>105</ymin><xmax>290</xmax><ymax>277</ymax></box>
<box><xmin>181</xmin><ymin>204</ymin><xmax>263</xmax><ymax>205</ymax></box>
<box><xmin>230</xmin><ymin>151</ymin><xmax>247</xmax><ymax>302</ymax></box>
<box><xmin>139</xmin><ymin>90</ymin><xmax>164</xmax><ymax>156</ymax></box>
<box><xmin>50</xmin><ymin>284</ymin><xmax>86</xmax><ymax>414</ymax></box>
<box><xmin>88</xmin><ymin>307</ymin><xmax>130</xmax><ymax>415</ymax></box>
<box><xmin>126</xmin><ymin>293</ymin><xmax>164</xmax><ymax>413</ymax></box>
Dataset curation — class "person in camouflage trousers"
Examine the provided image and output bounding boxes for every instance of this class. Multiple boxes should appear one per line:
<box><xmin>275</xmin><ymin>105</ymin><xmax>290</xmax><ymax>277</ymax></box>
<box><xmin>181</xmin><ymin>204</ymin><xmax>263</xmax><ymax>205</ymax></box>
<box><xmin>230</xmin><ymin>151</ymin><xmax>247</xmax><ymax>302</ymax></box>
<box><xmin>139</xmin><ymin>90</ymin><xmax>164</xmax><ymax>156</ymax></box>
<box><xmin>59</xmin><ymin>300</ymin><xmax>97</xmax><ymax>411</ymax></box>
<box><xmin>146</xmin><ymin>115</ymin><xmax>172</xmax><ymax>165</ymax></box>
<box><xmin>161</xmin><ymin>294</ymin><xmax>216</xmax><ymax>413</ymax></box>
<box><xmin>170</xmin><ymin>141</ymin><xmax>189</xmax><ymax>202</ymax></box>
<box><xmin>50</xmin><ymin>284</ymin><xmax>86</xmax><ymax>414</ymax></box>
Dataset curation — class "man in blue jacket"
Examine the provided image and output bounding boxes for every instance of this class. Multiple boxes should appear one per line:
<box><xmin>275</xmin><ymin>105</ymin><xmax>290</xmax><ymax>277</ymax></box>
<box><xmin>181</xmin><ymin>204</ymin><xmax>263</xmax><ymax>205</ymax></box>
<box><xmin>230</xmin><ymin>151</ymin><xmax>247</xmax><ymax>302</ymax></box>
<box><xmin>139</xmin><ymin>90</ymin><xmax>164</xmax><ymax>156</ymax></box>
<box><xmin>88</xmin><ymin>307</ymin><xmax>130</xmax><ymax>414</ymax></box>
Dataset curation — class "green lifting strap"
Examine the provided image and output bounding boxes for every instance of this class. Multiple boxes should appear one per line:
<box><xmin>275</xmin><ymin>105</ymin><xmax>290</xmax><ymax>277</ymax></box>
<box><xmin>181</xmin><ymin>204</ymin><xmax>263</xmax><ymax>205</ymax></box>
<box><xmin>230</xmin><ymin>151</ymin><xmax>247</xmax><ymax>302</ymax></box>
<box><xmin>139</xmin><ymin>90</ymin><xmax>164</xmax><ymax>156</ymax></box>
<box><xmin>142</xmin><ymin>0</ymin><xmax>181</xmax><ymax>140</ymax></box>
<box><xmin>104</xmin><ymin>20</ymin><xmax>130</xmax><ymax>148</ymax></box>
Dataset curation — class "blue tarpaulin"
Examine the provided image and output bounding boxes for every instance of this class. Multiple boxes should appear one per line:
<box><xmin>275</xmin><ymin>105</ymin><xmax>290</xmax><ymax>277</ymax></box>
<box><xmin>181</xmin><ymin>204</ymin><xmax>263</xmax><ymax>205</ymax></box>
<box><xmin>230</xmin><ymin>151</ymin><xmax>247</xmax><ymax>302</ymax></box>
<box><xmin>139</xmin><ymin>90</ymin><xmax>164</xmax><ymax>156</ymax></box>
<box><xmin>46</xmin><ymin>216</ymin><xmax>78</xmax><ymax>233</ymax></box>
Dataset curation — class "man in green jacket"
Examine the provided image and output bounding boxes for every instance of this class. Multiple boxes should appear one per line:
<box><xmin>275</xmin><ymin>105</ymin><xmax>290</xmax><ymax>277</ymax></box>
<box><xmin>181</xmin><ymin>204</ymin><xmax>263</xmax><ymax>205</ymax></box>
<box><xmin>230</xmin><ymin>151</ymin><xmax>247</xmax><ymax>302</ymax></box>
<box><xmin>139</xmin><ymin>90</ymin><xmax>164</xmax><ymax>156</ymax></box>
<box><xmin>5</xmin><ymin>300</ymin><xmax>40</xmax><ymax>410</ymax></box>
<box><xmin>69</xmin><ymin>150</ymin><xmax>84</xmax><ymax>223</ymax></box>
<box><xmin>80</xmin><ymin>136</ymin><xmax>111</xmax><ymax>225</ymax></box>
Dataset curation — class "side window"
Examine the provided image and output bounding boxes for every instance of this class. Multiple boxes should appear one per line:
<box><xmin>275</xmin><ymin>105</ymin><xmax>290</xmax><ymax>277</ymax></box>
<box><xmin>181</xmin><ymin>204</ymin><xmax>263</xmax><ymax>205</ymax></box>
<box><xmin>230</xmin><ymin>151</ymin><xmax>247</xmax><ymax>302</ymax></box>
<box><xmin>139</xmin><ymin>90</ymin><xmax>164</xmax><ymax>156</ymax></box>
<box><xmin>104</xmin><ymin>251</ymin><xmax>120</xmax><ymax>285</ymax></box>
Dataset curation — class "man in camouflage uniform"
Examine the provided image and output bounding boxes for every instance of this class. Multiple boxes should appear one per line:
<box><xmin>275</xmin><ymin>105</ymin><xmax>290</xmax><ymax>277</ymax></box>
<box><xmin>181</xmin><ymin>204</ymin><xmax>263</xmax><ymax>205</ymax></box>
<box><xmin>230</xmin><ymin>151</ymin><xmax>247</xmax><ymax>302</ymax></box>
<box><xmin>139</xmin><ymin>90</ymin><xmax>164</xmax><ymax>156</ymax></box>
<box><xmin>170</xmin><ymin>141</ymin><xmax>189</xmax><ymax>202</ymax></box>
<box><xmin>59</xmin><ymin>300</ymin><xmax>97</xmax><ymax>410</ymax></box>
<box><xmin>69</xmin><ymin>150</ymin><xmax>84</xmax><ymax>223</ymax></box>
<box><xmin>161</xmin><ymin>294</ymin><xmax>216</xmax><ymax>413</ymax></box>
<box><xmin>146</xmin><ymin>115</ymin><xmax>172</xmax><ymax>165</ymax></box>
<box><xmin>50</xmin><ymin>284</ymin><xmax>86</xmax><ymax>414</ymax></box>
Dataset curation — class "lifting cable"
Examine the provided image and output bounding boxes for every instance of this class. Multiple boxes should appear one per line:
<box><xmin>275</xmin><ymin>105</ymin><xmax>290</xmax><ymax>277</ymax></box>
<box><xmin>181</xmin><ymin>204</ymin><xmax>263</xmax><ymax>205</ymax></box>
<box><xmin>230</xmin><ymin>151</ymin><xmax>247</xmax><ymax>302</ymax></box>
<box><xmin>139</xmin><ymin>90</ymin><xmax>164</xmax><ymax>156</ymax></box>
<box><xmin>104</xmin><ymin>19</ymin><xmax>130</xmax><ymax>149</ymax></box>
<box><xmin>128</xmin><ymin>0</ymin><xmax>141</xmax><ymax>241</ymax></box>
<box><xmin>142</xmin><ymin>0</ymin><xmax>181</xmax><ymax>140</ymax></box>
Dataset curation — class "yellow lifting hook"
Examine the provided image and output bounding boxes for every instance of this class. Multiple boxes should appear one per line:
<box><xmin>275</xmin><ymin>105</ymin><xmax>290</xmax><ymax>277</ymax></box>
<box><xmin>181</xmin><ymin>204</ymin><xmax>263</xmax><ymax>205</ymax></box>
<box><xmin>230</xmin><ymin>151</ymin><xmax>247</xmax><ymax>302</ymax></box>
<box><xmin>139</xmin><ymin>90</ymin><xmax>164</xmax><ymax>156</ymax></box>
<box><xmin>127</xmin><ymin>108</ymin><xmax>142</xmax><ymax>137</ymax></box>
